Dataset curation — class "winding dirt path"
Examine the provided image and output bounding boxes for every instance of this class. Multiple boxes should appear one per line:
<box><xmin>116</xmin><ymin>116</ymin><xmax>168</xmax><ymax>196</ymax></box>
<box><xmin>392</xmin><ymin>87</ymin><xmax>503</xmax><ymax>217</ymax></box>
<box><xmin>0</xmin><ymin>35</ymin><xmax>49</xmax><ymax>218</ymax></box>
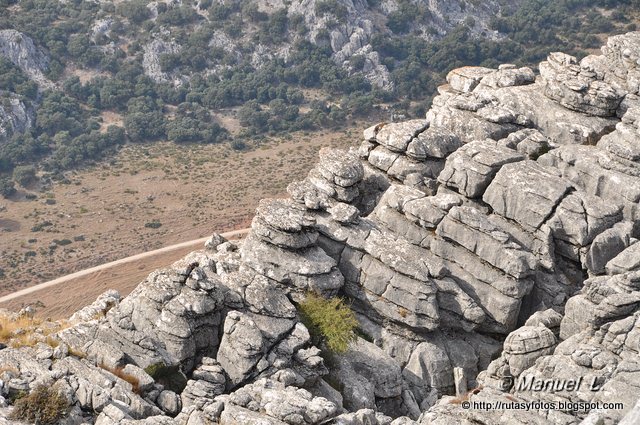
<box><xmin>0</xmin><ymin>228</ymin><xmax>250</xmax><ymax>318</ymax></box>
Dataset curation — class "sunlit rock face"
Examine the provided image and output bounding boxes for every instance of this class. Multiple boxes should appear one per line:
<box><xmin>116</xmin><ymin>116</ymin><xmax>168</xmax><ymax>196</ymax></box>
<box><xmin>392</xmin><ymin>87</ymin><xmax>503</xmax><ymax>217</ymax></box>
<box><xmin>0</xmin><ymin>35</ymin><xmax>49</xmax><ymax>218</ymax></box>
<box><xmin>3</xmin><ymin>32</ymin><xmax>640</xmax><ymax>425</ymax></box>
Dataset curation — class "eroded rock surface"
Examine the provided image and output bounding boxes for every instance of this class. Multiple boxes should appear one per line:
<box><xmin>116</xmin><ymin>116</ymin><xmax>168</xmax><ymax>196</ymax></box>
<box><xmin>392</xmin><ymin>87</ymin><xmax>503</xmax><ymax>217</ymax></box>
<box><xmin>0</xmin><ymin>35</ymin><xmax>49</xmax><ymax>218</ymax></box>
<box><xmin>0</xmin><ymin>29</ymin><xmax>52</xmax><ymax>88</ymax></box>
<box><xmin>3</xmin><ymin>32</ymin><xmax>640</xmax><ymax>425</ymax></box>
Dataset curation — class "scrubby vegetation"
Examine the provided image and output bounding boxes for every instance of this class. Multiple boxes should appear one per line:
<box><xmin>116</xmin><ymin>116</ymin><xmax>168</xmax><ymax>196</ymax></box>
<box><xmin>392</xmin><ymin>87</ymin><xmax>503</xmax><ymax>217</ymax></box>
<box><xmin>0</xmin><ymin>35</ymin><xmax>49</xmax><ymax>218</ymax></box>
<box><xmin>0</xmin><ymin>0</ymin><xmax>637</xmax><ymax>183</ymax></box>
<box><xmin>297</xmin><ymin>292</ymin><xmax>358</xmax><ymax>354</ymax></box>
<box><xmin>9</xmin><ymin>385</ymin><xmax>70</xmax><ymax>425</ymax></box>
<box><xmin>375</xmin><ymin>0</ymin><xmax>640</xmax><ymax>113</ymax></box>
<box><xmin>0</xmin><ymin>176</ymin><xmax>15</xmax><ymax>198</ymax></box>
<box><xmin>0</xmin><ymin>57</ymin><xmax>37</xmax><ymax>99</ymax></box>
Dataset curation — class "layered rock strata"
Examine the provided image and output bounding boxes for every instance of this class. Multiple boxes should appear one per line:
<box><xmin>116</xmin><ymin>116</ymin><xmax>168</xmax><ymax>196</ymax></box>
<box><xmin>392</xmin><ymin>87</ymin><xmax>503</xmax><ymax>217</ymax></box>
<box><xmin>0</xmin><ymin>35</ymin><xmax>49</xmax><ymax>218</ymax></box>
<box><xmin>3</xmin><ymin>32</ymin><xmax>640</xmax><ymax>425</ymax></box>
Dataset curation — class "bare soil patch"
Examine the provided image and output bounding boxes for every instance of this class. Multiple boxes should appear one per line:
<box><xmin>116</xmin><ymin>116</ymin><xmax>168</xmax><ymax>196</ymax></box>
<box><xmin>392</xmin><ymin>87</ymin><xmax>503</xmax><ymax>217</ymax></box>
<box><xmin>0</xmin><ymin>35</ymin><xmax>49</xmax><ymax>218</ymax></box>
<box><xmin>99</xmin><ymin>110</ymin><xmax>124</xmax><ymax>131</ymax></box>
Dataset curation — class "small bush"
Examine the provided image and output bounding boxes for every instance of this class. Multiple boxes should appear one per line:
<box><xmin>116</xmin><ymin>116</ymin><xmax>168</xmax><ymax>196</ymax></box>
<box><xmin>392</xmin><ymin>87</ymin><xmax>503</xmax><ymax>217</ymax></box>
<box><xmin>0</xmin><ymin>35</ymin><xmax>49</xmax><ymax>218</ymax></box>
<box><xmin>53</xmin><ymin>239</ymin><xmax>73</xmax><ymax>246</ymax></box>
<box><xmin>231</xmin><ymin>139</ymin><xmax>247</xmax><ymax>151</ymax></box>
<box><xmin>10</xmin><ymin>385</ymin><xmax>70</xmax><ymax>425</ymax></box>
<box><xmin>297</xmin><ymin>292</ymin><xmax>358</xmax><ymax>354</ymax></box>
<box><xmin>13</xmin><ymin>165</ymin><xmax>36</xmax><ymax>187</ymax></box>
<box><xmin>144</xmin><ymin>220</ymin><xmax>162</xmax><ymax>229</ymax></box>
<box><xmin>31</xmin><ymin>221</ymin><xmax>53</xmax><ymax>232</ymax></box>
<box><xmin>8</xmin><ymin>390</ymin><xmax>27</xmax><ymax>404</ymax></box>
<box><xmin>0</xmin><ymin>177</ymin><xmax>16</xmax><ymax>198</ymax></box>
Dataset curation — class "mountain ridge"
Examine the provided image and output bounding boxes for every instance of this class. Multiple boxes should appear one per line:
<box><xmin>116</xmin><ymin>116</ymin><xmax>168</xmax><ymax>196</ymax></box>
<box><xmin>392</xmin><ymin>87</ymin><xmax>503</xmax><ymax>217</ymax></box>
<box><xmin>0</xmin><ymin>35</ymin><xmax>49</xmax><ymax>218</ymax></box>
<box><xmin>2</xmin><ymin>30</ymin><xmax>640</xmax><ymax>425</ymax></box>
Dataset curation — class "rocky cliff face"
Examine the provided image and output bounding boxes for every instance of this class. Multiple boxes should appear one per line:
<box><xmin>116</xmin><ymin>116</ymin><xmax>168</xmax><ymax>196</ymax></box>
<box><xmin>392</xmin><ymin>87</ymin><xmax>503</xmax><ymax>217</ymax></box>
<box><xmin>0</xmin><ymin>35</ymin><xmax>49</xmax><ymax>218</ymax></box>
<box><xmin>0</xmin><ymin>93</ymin><xmax>33</xmax><ymax>142</ymax></box>
<box><xmin>0</xmin><ymin>29</ymin><xmax>52</xmax><ymax>89</ymax></box>
<box><xmin>0</xmin><ymin>29</ymin><xmax>49</xmax><ymax>145</ymax></box>
<box><xmin>2</xmin><ymin>32</ymin><xmax>640</xmax><ymax>425</ymax></box>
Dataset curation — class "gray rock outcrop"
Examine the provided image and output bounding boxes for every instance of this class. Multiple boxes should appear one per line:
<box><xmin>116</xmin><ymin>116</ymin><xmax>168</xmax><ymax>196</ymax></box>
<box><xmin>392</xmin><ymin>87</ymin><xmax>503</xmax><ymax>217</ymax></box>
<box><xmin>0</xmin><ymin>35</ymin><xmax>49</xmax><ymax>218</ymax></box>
<box><xmin>3</xmin><ymin>31</ymin><xmax>640</xmax><ymax>425</ymax></box>
<box><xmin>0</xmin><ymin>29</ymin><xmax>52</xmax><ymax>88</ymax></box>
<box><xmin>0</xmin><ymin>93</ymin><xmax>33</xmax><ymax>145</ymax></box>
<box><xmin>142</xmin><ymin>38</ymin><xmax>181</xmax><ymax>84</ymax></box>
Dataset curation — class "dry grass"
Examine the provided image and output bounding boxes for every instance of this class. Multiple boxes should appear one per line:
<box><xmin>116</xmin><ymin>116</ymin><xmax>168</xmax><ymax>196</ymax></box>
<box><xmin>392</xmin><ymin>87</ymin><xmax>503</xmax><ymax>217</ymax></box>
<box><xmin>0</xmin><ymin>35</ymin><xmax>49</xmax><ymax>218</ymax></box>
<box><xmin>0</xmin><ymin>365</ymin><xmax>20</xmax><ymax>375</ymax></box>
<box><xmin>45</xmin><ymin>335</ymin><xmax>60</xmax><ymax>348</ymax></box>
<box><xmin>99</xmin><ymin>364</ymin><xmax>141</xmax><ymax>394</ymax></box>
<box><xmin>398</xmin><ymin>306</ymin><xmax>409</xmax><ymax>318</ymax></box>
<box><xmin>67</xmin><ymin>346</ymin><xmax>86</xmax><ymax>359</ymax></box>
<box><xmin>89</xmin><ymin>311</ymin><xmax>106</xmax><ymax>321</ymax></box>
<box><xmin>0</xmin><ymin>312</ymin><xmax>70</xmax><ymax>348</ymax></box>
<box><xmin>448</xmin><ymin>386</ymin><xmax>483</xmax><ymax>404</ymax></box>
<box><xmin>0</xmin><ymin>314</ymin><xmax>41</xmax><ymax>347</ymax></box>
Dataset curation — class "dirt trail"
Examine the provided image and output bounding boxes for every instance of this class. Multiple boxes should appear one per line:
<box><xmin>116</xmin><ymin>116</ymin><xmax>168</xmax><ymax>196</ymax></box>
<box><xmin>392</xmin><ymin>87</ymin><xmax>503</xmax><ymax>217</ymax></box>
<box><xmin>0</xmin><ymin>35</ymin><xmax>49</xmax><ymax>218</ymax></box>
<box><xmin>0</xmin><ymin>228</ymin><xmax>250</xmax><ymax>318</ymax></box>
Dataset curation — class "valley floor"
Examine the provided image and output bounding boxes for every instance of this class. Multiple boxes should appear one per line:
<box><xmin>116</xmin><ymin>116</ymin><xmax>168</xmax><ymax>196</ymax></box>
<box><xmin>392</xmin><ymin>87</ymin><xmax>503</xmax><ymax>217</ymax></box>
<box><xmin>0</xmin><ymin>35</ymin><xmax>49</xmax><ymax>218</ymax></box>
<box><xmin>0</xmin><ymin>228</ymin><xmax>248</xmax><ymax>319</ymax></box>
<box><xmin>0</xmin><ymin>127</ymin><xmax>359</xmax><ymax>302</ymax></box>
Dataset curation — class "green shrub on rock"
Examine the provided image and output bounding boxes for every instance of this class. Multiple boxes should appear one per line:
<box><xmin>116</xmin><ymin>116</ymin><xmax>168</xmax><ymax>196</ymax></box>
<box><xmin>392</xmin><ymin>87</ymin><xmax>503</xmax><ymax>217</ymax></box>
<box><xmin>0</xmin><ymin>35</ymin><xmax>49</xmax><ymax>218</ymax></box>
<box><xmin>297</xmin><ymin>292</ymin><xmax>358</xmax><ymax>354</ymax></box>
<box><xmin>144</xmin><ymin>363</ymin><xmax>188</xmax><ymax>393</ymax></box>
<box><xmin>10</xmin><ymin>385</ymin><xmax>70</xmax><ymax>425</ymax></box>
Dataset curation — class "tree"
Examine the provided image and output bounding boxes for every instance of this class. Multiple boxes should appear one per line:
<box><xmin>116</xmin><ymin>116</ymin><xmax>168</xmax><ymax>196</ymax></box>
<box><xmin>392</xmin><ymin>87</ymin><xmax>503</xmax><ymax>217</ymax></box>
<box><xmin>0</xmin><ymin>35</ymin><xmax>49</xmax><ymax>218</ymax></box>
<box><xmin>237</xmin><ymin>101</ymin><xmax>269</xmax><ymax>132</ymax></box>
<box><xmin>0</xmin><ymin>57</ymin><xmax>37</xmax><ymax>99</ymax></box>
<box><xmin>36</xmin><ymin>91</ymin><xmax>86</xmax><ymax>137</ymax></box>
<box><xmin>0</xmin><ymin>177</ymin><xmax>16</xmax><ymax>198</ymax></box>
<box><xmin>208</xmin><ymin>3</ymin><xmax>238</xmax><ymax>21</ymax></box>
<box><xmin>315</xmin><ymin>0</ymin><xmax>348</xmax><ymax>19</ymax></box>
<box><xmin>117</xmin><ymin>0</ymin><xmax>150</xmax><ymax>24</ymax></box>
<box><xmin>124</xmin><ymin>111</ymin><xmax>166</xmax><ymax>142</ymax></box>
<box><xmin>166</xmin><ymin>102</ymin><xmax>226</xmax><ymax>143</ymax></box>
<box><xmin>13</xmin><ymin>165</ymin><xmax>37</xmax><ymax>187</ymax></box>
<box><xmin>386</xmin><ymin>1</ymin><xmax>418</xmax><ymax>34</ymax></box>
<box><xmin>157</xmin><ymin>5</ymin><xmax>199</xmax><ymax>26</ymax></box>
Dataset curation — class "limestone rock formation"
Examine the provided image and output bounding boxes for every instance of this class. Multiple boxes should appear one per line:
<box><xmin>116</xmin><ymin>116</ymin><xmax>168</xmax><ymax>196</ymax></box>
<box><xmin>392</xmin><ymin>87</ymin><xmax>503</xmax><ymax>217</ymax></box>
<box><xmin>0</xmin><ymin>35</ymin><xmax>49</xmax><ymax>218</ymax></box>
<box><xmin>0</xmin><ymin>29</ymin><xmax>52</xmax><ymax>89</ymax></box>
<box><xmin>3</xmin><ymin>32</ymin><xmax>640</xmax><ymax>425</ymax></box>
<box><xmin>142</xmin><ymin>38</ymin><xmax>182</xmax><ymax>84</ymax></box>
<box><xmin>0</xmin><ymin>93</ymin><xmax>33</xmax><ymax>145</ymax></box>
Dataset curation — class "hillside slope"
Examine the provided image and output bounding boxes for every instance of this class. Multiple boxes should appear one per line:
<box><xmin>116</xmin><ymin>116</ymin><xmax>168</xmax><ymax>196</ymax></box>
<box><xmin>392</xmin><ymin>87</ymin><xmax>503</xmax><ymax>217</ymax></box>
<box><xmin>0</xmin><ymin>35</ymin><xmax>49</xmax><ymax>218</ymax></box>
<box><xmin>0</xmin><ymin>0</ymin><xmax>637</xmax><ymax>176</ymax></box>
<box><xmin>1</xmin><ymin>31</ymin><xmax>640</xmax><ymax>425</ymax></box>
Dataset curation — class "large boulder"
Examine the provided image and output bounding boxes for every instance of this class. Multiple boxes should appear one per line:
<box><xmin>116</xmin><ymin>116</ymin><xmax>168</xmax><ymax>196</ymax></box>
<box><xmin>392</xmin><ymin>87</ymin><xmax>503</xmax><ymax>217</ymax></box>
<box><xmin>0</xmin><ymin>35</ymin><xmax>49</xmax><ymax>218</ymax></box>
<box><xmin>438</xmin><ymin>139</ymin><xmax>525</xmax><ymax>198</ymax></box>
<box><xmin>539</xmin><ymin>52</ymin><xmax>624</xmax><ymax>117</ymax></box>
